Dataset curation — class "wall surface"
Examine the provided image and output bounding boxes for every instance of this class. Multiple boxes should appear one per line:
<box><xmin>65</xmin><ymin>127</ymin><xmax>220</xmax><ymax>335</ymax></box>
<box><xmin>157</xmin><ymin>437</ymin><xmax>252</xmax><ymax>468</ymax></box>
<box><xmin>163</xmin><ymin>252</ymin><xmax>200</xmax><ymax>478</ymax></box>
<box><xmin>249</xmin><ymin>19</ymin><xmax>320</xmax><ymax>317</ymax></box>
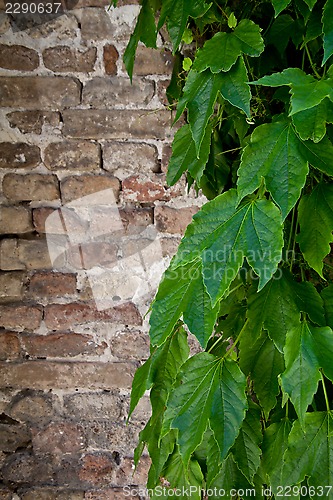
<box><xmin>0</xmin><ymin>1</ymin><xmax>202</xmax><ymax>497</ymax></box>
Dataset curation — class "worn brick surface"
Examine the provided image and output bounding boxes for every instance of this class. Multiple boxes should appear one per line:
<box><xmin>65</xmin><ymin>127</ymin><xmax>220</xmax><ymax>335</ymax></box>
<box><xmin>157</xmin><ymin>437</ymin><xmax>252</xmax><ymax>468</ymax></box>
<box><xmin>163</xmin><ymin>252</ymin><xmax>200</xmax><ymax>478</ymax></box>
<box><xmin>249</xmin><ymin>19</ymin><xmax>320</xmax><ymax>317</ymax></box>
<box><xmin>84</xmin><ymin>490</ymin><xmax>140</xmax><ymax>500</ymax></box>
<box><xmin>6</xmin><ymin>390</ymin><xmax>59</xmax><ymax>423</ymax></box>
<box><xmin>0</xmin><ymin>422</ymin><xmax>31</xmax><ymax>452</ymax></box>
<box><xmin>63</xmin><ymin>392</ymin><xmax>122</xmax><ymax>420</ymax></box>
<box><xmin>103</xmin><ymin>142</ymin><xmax>159</xmax><ymax>178</ymax></box>
<box><xmin>110</xmin><ymin>330</ymin><xmax>149</xmax><ymax>360</ymax></box>
<box><xmin>44</xmin><ymin>141</ymin><xmax>101</xmax><ymax>171</ymax></box>
<box><xmin>0</xmin><ymin>77</ymin><xmax>81</xmax><ymax>109</ymax></box>
<box><xmin>113</xmin><ymin>456</ymin><xmax>150</xmax><ymax>486</ymax></box>
<box><xmin>0</xmin><ymin>272</ymin><xmax>25</xmax><ymax>300</ymax></box>
<box><xmin>83</xmin><ymin>77</ymin><xmax>154</xmax><ymax>107</ymax></box>
<box><xmin>0</xmin><ymin>239</ymin><xmax>54</xmax><ymax>271</ymax></box>
<box><xmin>43</xmin><ymin>46</ymin><xmax>96</xmax><ymax>73</ymax></box>
<box><xmin>103</xmin><ymin>44</ymin><xmax>119</xmax><ymax>75</ymax></box>
<box><xmin>0</xmin><ymin>304</ymin><xmax>42</xmax><ymax>331</ymax></box>
<box><xmin>6</xmin><ymin>110</ymin><xmax>60</xmax><ymax>134</ymax></box>
<box><xmin>155</xmin><ymin>205</ymin><xmax>198</xmax><ymax>234</ymax></box>
<box><xmin>2</xmin><ymin>173</ymin><xmax>59</xmax><ymax>202</ymax></box>
<box><xmin>81</xmin><ymin>8</ymin><xmax>114</xmax><ymax>40</ymax></box>
<box><xmin>62</xmin><ymin>109</ymin><xmax>172</xmax><ymax>140</ymax></box>
<box><xmin>0</xmin><ymin>44</ymin><xmax>39</xmax><ymax>71</ymax></box>
<box><xmin>20</xmin><ymin>490</ymin><xmax>85</xmax><ymax>500</ymax></box>
<box><xmin>0</xmin><ymin>142</ymin><xmax>41</xmax><ymax>169</ymax></box>
<box><xmin>21</xmin><ymin>332</ymin><xmax>107</xmax><ymax>358</ymax></box>
<box><xmin>32</xmin><ymin>422</ymin><xmax>86</xmax><ymax>455</ymax></box>
<box><xmin>60</xmin><ymin>175</ymin><xmax>120</xmax><ymax>203</ymax></box>
<box><xmin>122</xmin><ymin>174</ymin><xmax>182</xmax><ymax>202</ymax></box>
<box><xmin>133</xmin><ymin>46</ymin><xmax>173</xmax><ymax>75</ymax></box>
<box><xmin>27</xmin><ymin>272</ymin><xmax>77</xmax><ymax>297</ymax></box>
<box><xmin>0</xmin><ymin>331</ymin><xmax>21</xmax><ymax>360</ymax></box>
<box><xmin>0</xmin><ymin>206</ymin><xmax>33</xmax><ymax>234</ymax></box>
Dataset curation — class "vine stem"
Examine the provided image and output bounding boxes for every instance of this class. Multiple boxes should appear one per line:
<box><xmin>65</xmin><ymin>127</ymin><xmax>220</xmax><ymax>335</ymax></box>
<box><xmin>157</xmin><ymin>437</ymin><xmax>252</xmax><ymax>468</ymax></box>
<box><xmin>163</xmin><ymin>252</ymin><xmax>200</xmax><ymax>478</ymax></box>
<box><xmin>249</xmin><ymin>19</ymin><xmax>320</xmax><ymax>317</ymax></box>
<box><xmin>304</xmin><ymin>41</ymin><xmax>321</xmax><ymax>79</ymax></box>
<box><xmin>321</xmin><ymin>371</ymin><xmax>331</xmax><ymax>412</ymax></box>
<box><xmin>223</xmin><ymin>319</ymin><xmax>249</xmax><ymax>359</ymax></box>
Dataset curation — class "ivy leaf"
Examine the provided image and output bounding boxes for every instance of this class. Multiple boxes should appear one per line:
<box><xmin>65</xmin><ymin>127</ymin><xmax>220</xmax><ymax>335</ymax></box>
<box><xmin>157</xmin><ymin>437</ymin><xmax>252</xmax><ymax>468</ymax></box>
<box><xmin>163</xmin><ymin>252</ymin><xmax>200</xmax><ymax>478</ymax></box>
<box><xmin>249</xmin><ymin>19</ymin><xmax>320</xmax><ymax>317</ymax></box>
<box><xmin>237</xmin><ymin>118</ymin><xmax>309</xmax><ymax>220</ymax></box>
<box><xmin>280</xmin><ymin>321</ymin><xmax>321</xmax><ymax>426</ymax></box>
<box><xmin>239</xmin><ymin>331</ymin><xmax>285</xmax><ymax>417</ymax></box>
<box><xmin>322</xmin><ymin>285</ymin><xmax>333</xmax><ymax>328</ymax></box>
<box><xmin>298</xmin><ymin>134</ymin><xmax>333</xmax><ymax>176</ymax></box>
<box><xmin>322</xmin><ymin>0</ymin><xmax>333</xmax><ymax>64</ymax></box>
<box><xmin>297</xmin><ymin>182</ymin><xmax>333</xmax><ymax>277</ymax></box>
<box><xmin>208</xmin><ymin>454</ymin><xmax>253</xmax><ymax>498</ymax></box>
<box><xmin>167</xmin><ymin>123</ymin><xmax>212</xmax><ymax>186</ymax></box>
<box><xmin>252</xmin><ymin>67</ymin><xmax>314</xmax><ymax>87</ymax></box>
<box><xmin>261</xmin><ymin>419</ymin><xmax>292</xmax><ymax>489</ymax></box>
<box><xmin>192</xmin><ymin>19</ymin><xmax>264</xmax><ymax>73</ymax></box>
<box><xmin>312</xmin><ymin>326</ymin><xmax>333</xmax><ymax>383</ymax></box>
<box><xmin>292</xmin><ymin>99</ymin><xmax>328</xmax><ymax>142</ymax></box>
<box><xmin>304</xmin><ymin>0</ymin><xmax>317</xmax><ymax>9</ymax></box>
<box><xmin>173</xmin><ymin>189</ymin><xmax>283</xmax><ymax>305</ymax></box>
<box><xmin>219</xmin><ymin>56</ymin><xmax>251</xmax><ymax>117</ymax></box>
<box><xmin>266</xmin><ymin>14</ymin><xmax>294</xmax><ymax>54</ymax></box>
<box><xmin>290</xmin><ymin>80</ymin><xmax>333</xmax><ymax>115</ymax></box>
<box><xmin>123</xmin><ymin>0</ymin><xmax>157</xmax><ymax>81</ymax></box>
<box><xmin>282</xmin><ymin>412</ymin><xmax>333</xmax><ymax>490</ymax></box>
<box><xmin>271</xmin><ymin>0</ymin><xmax>291</xmax><ymax>16</ymax></box>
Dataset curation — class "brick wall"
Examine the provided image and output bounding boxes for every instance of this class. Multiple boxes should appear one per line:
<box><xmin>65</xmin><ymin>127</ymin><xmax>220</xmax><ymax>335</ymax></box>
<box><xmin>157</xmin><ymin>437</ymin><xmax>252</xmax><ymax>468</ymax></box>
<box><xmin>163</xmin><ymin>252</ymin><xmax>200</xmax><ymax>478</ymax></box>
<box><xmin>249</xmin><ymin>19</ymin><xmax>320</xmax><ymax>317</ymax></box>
<box><xmin>0</xmin><ymin>2</ymin><xmax>204</xmax><ymax>498</ymax></box>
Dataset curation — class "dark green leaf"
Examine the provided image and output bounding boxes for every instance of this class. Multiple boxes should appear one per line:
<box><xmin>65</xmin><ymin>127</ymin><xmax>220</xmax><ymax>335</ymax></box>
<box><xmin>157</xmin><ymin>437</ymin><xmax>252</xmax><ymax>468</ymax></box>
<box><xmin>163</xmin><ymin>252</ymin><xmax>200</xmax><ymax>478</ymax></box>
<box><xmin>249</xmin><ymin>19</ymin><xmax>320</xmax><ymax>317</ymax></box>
<box><xmin>261</xmin><ymin>419</ymin><xmax>292</xmax><ymax>489</ymax></box>
<box><xmin>208</xmin><ymin>454</ymin><xmax>253</xmax><ymax>498</ymax></box>
<box><xmin>271</xmin><ymin>0</ymin><xmax>292</xmax><ymax>16</ymax></box>
<box><xmin>298</xmin><ymin>134</ymin><xmax>333</xmax><ymax>176</ymax></box>
<box><xmin>219</xmin><ymin>56</ymin><xmax>251</xmax><ymax>117</ymax></box>
<box><xmin>312</xmin><ymin>325</ymin><xmax>333</xmax><ymax>382</ymax></box>
<box><xmin>290</xmin><ymin>80</ymin><xmax>333</xmax><ymax>115</ymax></box>
<box><xmin>292</xmin><ymin>99</ymin><xmax>328</xmax><ymax>142</ymax></box>
<box><xmin>322</xmin><ymin>285</ymin><xmax>333</xmax><ymax>328</ymax></box>
<box><xmin>322</xmin><ymin>0</ymin><xmax>333</xmax><ymax>64</ymax></box>
<box><xmin>266</xmin><ymin>14</ymin><xmax>294</xmax><ymax>53</ymax></box>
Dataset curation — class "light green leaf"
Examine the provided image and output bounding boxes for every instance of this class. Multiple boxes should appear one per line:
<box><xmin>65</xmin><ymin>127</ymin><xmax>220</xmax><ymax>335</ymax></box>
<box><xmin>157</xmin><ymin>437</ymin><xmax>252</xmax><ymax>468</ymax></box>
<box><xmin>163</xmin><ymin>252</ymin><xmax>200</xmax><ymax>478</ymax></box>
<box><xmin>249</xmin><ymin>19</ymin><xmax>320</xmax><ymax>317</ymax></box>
<box><xmin>280</xmin><ymin>321</ymin><xmax>321</xmax><ymax>426</ymax></box>
<box><xmin>312</xmin><ymin>325</ymin><xmax>333</xmax><ymax>383</ymax></box>
<box><xmin>173</xmin><ymin>189</ymin><xmax>283</xmax><ymax>304</ymax></box>
<box><xmin>167</xmin><ymin>123</ymin><xmax>212</xmax><ymax>186</ymax></box>
<box><xmin>322</xmin><ymin>0</ymin><xmax>333</xmax><ymax>64</ymax></box>
<box><xmin>251</xmin><ymin>67</ymin><xmax>314</xmax><ymax>87</ymax></box>
<box><xmin>228</xmin><ymin>12</ymin><xmax>237</xmax><ymax>29</ymax></box>
<box><xmin>192</xmin><ymin>19</ymin><xmax>264</xmax><ymax>73</ymax></box>
<box><xmin>128</xmin><ymin>355</ymin><xmax>153</xmax><ymax>420</ymax></box>
<box><xmin>290</xmin><ymin>79</ymin><xmax>333</xmax><ymax>115</ymax></box>
<box><xmin>304</xmin><ymin>0</ymin><xmax>317</xmax><ymax>10</ymax></box>
<box><xmin>261</xmin><ymin>419</ymin><xmax>292</xmax><ymax>489</ymax></box>
<box><xmin>292</xmin><ymin>99</ymin><xmax>328</xmax><ymax>142</ymax></box>
<box><xmin>206</xmin><ymin>427</ymin><xmax>223</xmax><ymax>486</ymax></box>
<box><xmin>237</xmin><ymin>118</ymin><xmax>309</xmax><ymax>219</ymax></box>
<box><xmin>239</xmin><ymin>331</ymin><xmax>285</xmax><ymax>417</ymax></box>
<box><xmin>297</xmin><ymin>182</ymin><xmax>333</xmax><ymax>277</ymax></box>
<box><xmin>282</xmin><ymin>412</ymin><xmax>333</xmax><ymax>491</ymax></box>
<box><xmin>271</xmin><ymin>0</ymin><xmax>291</xmax><ymax>16</ymax></box>
<box><xmin>219</xmin><ymin>56</ymin><xmax>251</xmax><ymax>117</ymax></box>
<box><xmin>298</xmin><ymin>133</ymin><xmax>333</xmax><ymax>176</ymax></box>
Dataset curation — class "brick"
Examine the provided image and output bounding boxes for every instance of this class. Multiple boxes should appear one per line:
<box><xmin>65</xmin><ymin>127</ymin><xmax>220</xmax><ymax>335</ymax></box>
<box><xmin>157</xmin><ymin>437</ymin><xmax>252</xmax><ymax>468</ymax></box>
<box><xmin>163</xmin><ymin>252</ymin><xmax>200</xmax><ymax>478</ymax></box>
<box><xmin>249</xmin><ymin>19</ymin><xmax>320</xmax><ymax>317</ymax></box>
<box><xmin>160</xmin><ymin>236</ymin><xmax>181</xmax><ymax>257</ymax></box>
<box><xmin>43</xmin><ymin>46</ymin><xmax>96</xmax><ymax>72</ymax></box>
<box><xmin>84</xmin><ymin>421</ymin><xmax>139</xmax><ymax>453</ymax></box>
<box><xmin>6</xmin><ymin>110</ymin><xmax>60</xmax><ymax>134</ymax></box>
<box><xmin>20</xmin><ymin>490</ymin><xmax>84</xmax><ymax>500</ymax></box>
<box><xmin>103</xmin><ymin>44</ymin><xmax>118</xmax><ymax>75</ymax></box>
<box><xmin>0</xmin><ymin>142</ymin><xmax>41</xmax><ymax>169</ymax></box>
<box><xmin>83</xmin><ymin>77</ymin><xmax>154</xmax><ymax>107</ymax></box>
<box><xmin>78</xmin><ymin>452</ymin><xmax>115</xmax><ymax>486</ymax></box>
<box><xmin>0</xmin><ymin>206</ymin><xmax>33</xmax><ymax>234</ymax></box>
<box><xmin>44</xmin><ymin>302</ymin><xmax>142</xmax><ymax>329</ymax></box>
<box><xmin>60</xmin><ymin>175</ymin><xmax>120</xmax><ymax>203</ymax></box>
<box><xmin>62</xmin><ymin>109</ymin><xmax>172</xmax><ymax>140</ymax></box>
<box><xmin>118</xmin><ymin>207</ymin><xmax>153</xmax><ymax>234</ymax></box>
<box><xmin>67</xmin><ymin>241</ymin><xmax>118</xmax><ymax>270</ymax></box>
<box><xmin>155</xmin><ymin>206</ymin><xmax>198</xmax><ymax>234</ymax></box>
<box><xmin>0</xmin><ymin>422</ymin><xmax>31</xmax><ymax>452</ymax></box>
<box><xmin>110</xmin><ymin>330</ymin><xmax>149</xmax><ymax>360</ymax></box>
<box><xmin>0</xmin><ymin>331</ymin><xmax>21</xmax><ymax>360</ymax></box>
<box><xmin>67</xmin><ymin>0</ymin><xmax>109</xmax><ymax>5</ymax></box>
<box><xmin>0</xmin><ymin>271</ymin><xmax>25</xmax><ymax>300</ymax></box>
<box><xmin>27</xmin><ymin>13</ymin><xmax>78</xmax><ymax>41</ymax></box>
<box><xmin>0</xmin><ymin>239</ymin><xmax>23</xmax><ymax>270</ymax></box>
<box><xmin>0</xmin><ymin>239</ymin><xmax>54</xmax><ymax>271</ymax></box>
<box><xmin>63</xmin><ymin>392</ymin><xmax>122</xmax><ymax>420</ymax></box>
<box><xmin>85</xmin><ymin>491</ymin><xmax>140</xmax><ymax>500</ymax></box>
<box><xmin>122</xmin><ymin>174</ymin><xmax>182</xmax><ymax>202</ymax></box>
<box><xmin>113</xmin><ymin>456</ymin><xmax>149</xmax><ymax>486</ymax></box>
<box><xmin>2</xmin><ymin>173</ymin><xmax>59</xmax><ymax>202</ymax></box>
<box><xmin>7</xmin><ymin>389</ymin><xmax>58</xmax><ymax>423</ymax></box>
<box><xmin>161</xmin><ymin>143</ymin><xmax>172</xmax><ymax>173</ymax></box>
<box><xmin>27</xmin><ymin>272</ymin><xmax>77</xmax><ymax>297</ymax></box>
<box><xmin>0</xmin><ymin>44</ymin><xmax>39</xmax><ymax>71</ymax></box>
<box><xmin>103</xmin><ymin>142</ymin><xmax>159</xmax><ymax>178</ymax></box>
<box><xmin>32</xmin><ymin>422</ymin><xmax>86</xmax><ymax>455</ymax></box>
<box><xmin>0</xmin><ymin>12</ymin><xmax>10</xmax><ymax>36</ymax></box>
<box><xmin>32</xmin><ymin>207</ymin><xmax>88</xmax><ymax>235</ymax></box>
<box><xmin>0</xmin><ymin>77</ymin><xmax>81</xmax><ymax>109</ymax></box>
<box><xmin>0</xmin><ymin>489</ymin><xmax>11</xmax><ymax>500</ymax></box>
<box><xmin>21</xmin><ymin>332</ymin><xmax>107</xmax><ymax>358</ymax></box>
<box><xmin>133</xmin><ymin>46</ymin><xmax>173</xmax><ymax>75</ymax></box>
<box><xmin>129</xmin><ymin>395</ymin><xmax>151</xmax><ymax>423</ymax></box>
<box><xmin>81</xmin><ymin>8</ymin><xmax>114</xmax><ymax>40</ymax></box>
<box><xmin>0</xmin><ymin>361</ymin><xmax>135</xmax><ymax>390</ymax></box>
<box><xmin>44</xmin><ymin>141</ymin><xmax>101</xmax><ymax>171</ymax></box>
<box><xmin>1</xmin><ymin>452</ymin><xmax>53</xmax><ymax>486</ymax></box>
<box><xmin>157</xmin><ymin>79</ymin><xmax>170</xmax><ymax>107</ymax></box>
<box><xmin>0</xmin><ymin>304</ymin><xmax>42</xmax><ymax>331</ymax></box>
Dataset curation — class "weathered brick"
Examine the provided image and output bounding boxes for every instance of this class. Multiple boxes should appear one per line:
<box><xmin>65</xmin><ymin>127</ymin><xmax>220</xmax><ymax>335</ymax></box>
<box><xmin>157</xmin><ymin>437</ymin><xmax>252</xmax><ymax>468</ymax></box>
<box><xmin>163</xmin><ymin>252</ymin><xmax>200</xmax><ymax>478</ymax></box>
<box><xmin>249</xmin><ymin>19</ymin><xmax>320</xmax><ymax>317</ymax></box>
<box><xmin>32</xmin><ymin>207</ymin><xmax>88</xmax><ymax>236</ymax></box>
<box><xmin>122</xmin><ymin>174</ymin><xmax>182</xmax><ymax>202</ymax></box>
<box><xmin>110</xmin><ymin>330</ymin><xmax>149</xmax><ymax>360</ymax></box>
<box><xmin>62</xmin><ymin>109</ymin><xmax>172</xmax><ymax>140</ymax></box>
<box><xmin>27</xmin><ymin>272</ymin><xmax>77</xmax><ymax>298</ymax></box>
<box><xmin>84</xmin><ymin>421</ymin><xmax>139</xmax><ymax>453</ymax></box>
<box><xmin>60</xmin><ymin>175</ymin><xmax>120</xmax><ymax>203</ymax></box>
<box><xmin>0</xmin><ymin>206</ymin><xmax>33</xmax><ymax>234</ymax></box>
<box><xmin>1</xmin><ymin>452</ymin><xmax>53</xmax><ymax>486</ymax></box>
<box><xmin>0</xmin><ymin>488</ymin><xmax>12</xmax><ymax>500</ymax></box>
<box><xmin>21</xmin><ymin>332</ymin><xmax>107</xmax><ymax>358</ymax></box>
<box><xmin>133</xmin><ymin>46</ymin><xmax>173</xmax><ymax>75</ymax></box>
<box><xmin>83</xmin><ymin>77</ymin><xmax>154</xmax><ymax>107</ymax></box>
<box><xmin>67</xmin><ymin>241</ymin><xmax>118</xmax><ymax>270</ymax></box>
<box><xmin>44</xmin><ymin>141</ymin><xmax>101</xmax><ymax>171</ymax></box>
<box><xmin>103</xmin><ymin>44</ymin><xmax>118</xmax><ymax>75</ymax></box>
<box><xmin>155</xmin><ymin>205</ymin><xmax>198</xmax><ymax>234</ymax></box>
<box><xmin>43</xmin><ymin>46</ymin><xmax>96</xmax><ymax>73</ymax></box>
<box><xmin>32</xmin><ymin>422</ymin><xmax>86</xmax><ymax>455</ymax></box>
<box><xmin>63</xmin><ymin>392</ymin><xmax>122</xmax><ymax>420</ymax></box>
<box><xmin>0</xmin><ymin>422</ymin><xmax>31</xmax><ymax>452</ymax></box>
<box><xmin>84</xmin><ymin>491</ymin><xmax>140</xmax><ymax>500</ymax></box>
<box><xmin>113</xmin><ymin>456</ymin><xmax>150</xmax><ymax>486</ymax></box>
<box><xmin>44</xmin><ymin>302</ymin><xmax>142</xmax><ymax>329</ymax></box>
<box><xmin>67</xmin><ymin>0</ymin><xmax>109</xmax><ymax>6</ymax></box>
<box><xmin>81</xmin><ymin>8</ymin><xmax>114</xmax><ymax>40</ymax></box>
<box><xmin>161</xmin><ymin>143</ymin><xmax>172</xmax><ymax>173</ymax></box>
<box><xmin>2</xmin><ymin>173</ymin><xmax>59</xmax><ymax>202</ymax></box>
<box><xmin>0</xmin><ymin>239</ymin><xmax>23</xmax><ymax>271</ymax></box>
<box><xmin>0</xmin><ymin>239</ymin><xmax>54</xmax><ymax>271</ymax></box>
<box><xmin>0</xmin><ymin>142</ymin><xmax>41</xmax><ymax>169</ymax></box>
<box><xmin>78</xmin><ymin>452</ymin><xmax>115</xmax><ymax>486</ymax></box>
<box><xmin>160</xmin><ymin>236</ymin><xmax>181</xmax><ymax>257</ymax></box>
<box><xmin>0</xmin><ymin>304</ymin><xmax>42</xmax><ymax>331</ymax></box>
<box><xmin>157</xmin><ymin>79</ymin><xmax>170</xmax><ymax>107</ymax></box>
<box><xmin>6</xmin><ymin>110</ymin><xmax>60</xmax><ymax>134</ymax></box>
<box><xmin>6</xmin><ymin>389</ymin><xmax>58</xmax><ymax>423</ymax></box>
<box><xmin>0</xmin><ymin>271</ymin><xmax>25</xmax><ymax>300</ymax></box>
<box><xmin>27</xmin><ymin>13</ymin><xmax>78</xmax><ymax>41</ymax></box>
<box><xmin>103</xmin><ymin>142</ymin><xmax>159</xmax><ymax>178</ymax></box>
<box><xmin>118</xmin><ymin>207</ymin><xmax>154</xmax><ymax>234</ymax></box>
<box><xmin>0</xmin><ymin>361</ymin><xmax>135</xmax><ymax>390</ymax></box>
<box><xmin>0</xmin><ymin>44</ymin><xmax>39</xmax><ymax>71</ymax></box>
<box><xmin>0</xmin><ymin>77</ymin><xmax>81</xmax><ymax>109</ymax></box>
<box><xmin>20</xmin><ymin>490</ymin><xmax>84</xmax><ymax>500</ymax></box>
<box><xmin>0</xmin><ymin>331</ymin><xmax>21</xmax><ymax>360</ymax></box>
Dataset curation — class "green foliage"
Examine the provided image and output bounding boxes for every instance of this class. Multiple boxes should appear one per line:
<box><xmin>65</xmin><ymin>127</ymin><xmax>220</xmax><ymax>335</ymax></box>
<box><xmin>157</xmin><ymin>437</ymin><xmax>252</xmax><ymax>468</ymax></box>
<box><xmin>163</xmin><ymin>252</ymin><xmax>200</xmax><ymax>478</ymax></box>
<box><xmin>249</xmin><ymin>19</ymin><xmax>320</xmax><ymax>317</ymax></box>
<box><xmin>125</xmin><ymin>0</ymin><xmax>333</xmax><ymax>497</ymax></box>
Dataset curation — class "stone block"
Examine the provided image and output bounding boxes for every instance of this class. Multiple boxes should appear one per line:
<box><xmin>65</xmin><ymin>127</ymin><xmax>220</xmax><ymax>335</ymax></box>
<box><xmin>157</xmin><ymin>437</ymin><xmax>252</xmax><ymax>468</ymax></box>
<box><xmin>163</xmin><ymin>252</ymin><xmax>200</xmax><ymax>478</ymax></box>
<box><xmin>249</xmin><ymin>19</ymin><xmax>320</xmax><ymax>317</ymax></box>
<box><xmin>44</xmin><ymin>141</ymin><xmax>101</xmax><ymax>171</ymax></box>
<box><xmin>0</xmin><ymin>142</ymin><xmax>41</xmax><ymax>169</ymax></box>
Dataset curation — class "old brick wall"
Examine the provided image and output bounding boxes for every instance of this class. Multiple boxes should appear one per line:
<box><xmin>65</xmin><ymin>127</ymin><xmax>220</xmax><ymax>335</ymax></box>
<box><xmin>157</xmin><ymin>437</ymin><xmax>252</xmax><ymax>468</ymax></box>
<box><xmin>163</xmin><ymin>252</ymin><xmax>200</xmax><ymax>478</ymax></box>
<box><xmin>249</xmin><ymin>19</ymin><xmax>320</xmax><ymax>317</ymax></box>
<box><xmin>0</xmin><ymin>1</ymin><xmax>203</xmax><ymax>498</ymax></box>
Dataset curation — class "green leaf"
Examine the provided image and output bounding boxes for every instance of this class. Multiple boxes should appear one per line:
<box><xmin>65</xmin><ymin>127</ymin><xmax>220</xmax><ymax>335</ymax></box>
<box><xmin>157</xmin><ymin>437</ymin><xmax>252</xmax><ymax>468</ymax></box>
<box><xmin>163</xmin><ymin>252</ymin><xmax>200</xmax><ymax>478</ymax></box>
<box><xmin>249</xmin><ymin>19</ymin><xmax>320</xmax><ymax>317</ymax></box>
<box><xmin>219</xmin><ymin>56</ymin><xmax>251</xmax><ymax>117</ymax></box>
<box><xmin>280</xmin><ymin>321</ymin><xmax>321</xmax><ymax>426</ymax></box>
<box><xmin>128</xmin><ymin>355</ymin><xmax>153</xmax><ymax>420</ymax></box>
<box><xmin>261</xmin><ymin>419</ymin><xmax>292</xmax><ymax>489</ymax></box>
<box><xmin>173</xmin><ymin>189</ymin><xmax>283</xmax><ymax>304</ymax></box>
<box><xmin>252</xmin><ymin>67</ymin><xmax>314</xmax><ymax>87</ymax></box>
<box><xmin>239</xmin><ymin>331</ymin><xmax>285</xmax><ymax>417</ymax></box>
<box><xmin>290</xmin><ymin>79</ymin><xmax>333</xmax><ymax>115</ymax></box>
<box><xmin>266</xmin><ymin>14</ymin><xmax>294</xmax><ymax>54</ymax></box>
<box><xmin>182</xmin><ymin>57</ymin><xmax>192</xmax><ymax>71</ymax></box>
<box><xmin>123</xmin><ymin>0</ymin><xmax>157</xmax><ymax>81</ymax></box>
<box><xmin>297</xmin><ymin>182</ymin><xmax>333</xmax><ymax>277</ymax></box>
<box><xmin>167</xmin><ymin>123</ymin><xmax>212</xmax><ymax>186</ymax></box>
<box><xmin>312</xmin><ymin>326</ymin><xmax>333</xmax><ymax>383</ymax></box>
<box><xmin>232</xmin><ymin>403</ymin><xmax>263</xmax><ymax>483</ymax></box>
<box><xmin>282</xmin><ymin>412</ymin><xmax>333</xmax><ymax>491</ymax></box>
<box><xmin>322</xmin><ymin>285</ymin><xmax>333</xmax><ymax>328</ymax></box>
<box><xmin>237</xmin><ymin>117</ymin><xmax>309</xmax><ymax>219</ymax></box>
<box><xmin>322</xmin><ymin>0</ymin><xmax>333</xmax><ymax>64</ymax></box>
<box><xmin>271</xmin><ymin>0</ymin><xmax>291</xmax><ymax>16</ymax></box>
<box><xmin>209</xmin><ymin>454</ymin><xmax>253</xmax><ymax>498</ymax></box>
<box><xmin>192</xmin><ymin>19</ymin><xmax>264</xmax><ymax>73</ymax></box>
<box><xmin>298</xmin><ymin>134</ymin><xmax>333</xmax><ymax>176</ymax></box>
<box><xmin>228</xmin><ymin>12</ymin><xmax>237</xmax><ymax>29</ymax></box>
<box><xmin>292</xmin><ymin>99</ymin><xmax>328</xmax><ymax>142</ymax></box>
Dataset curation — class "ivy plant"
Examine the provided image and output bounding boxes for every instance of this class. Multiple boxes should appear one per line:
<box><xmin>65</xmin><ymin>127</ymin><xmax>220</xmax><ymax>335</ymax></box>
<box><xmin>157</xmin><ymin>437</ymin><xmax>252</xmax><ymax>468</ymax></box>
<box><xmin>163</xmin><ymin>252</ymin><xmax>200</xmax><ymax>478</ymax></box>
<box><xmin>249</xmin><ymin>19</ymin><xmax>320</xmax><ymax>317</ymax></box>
<box><xmin>117</xmin><ymin>0</ymin><xmax>333</xmax><ymax>497</ymax></box>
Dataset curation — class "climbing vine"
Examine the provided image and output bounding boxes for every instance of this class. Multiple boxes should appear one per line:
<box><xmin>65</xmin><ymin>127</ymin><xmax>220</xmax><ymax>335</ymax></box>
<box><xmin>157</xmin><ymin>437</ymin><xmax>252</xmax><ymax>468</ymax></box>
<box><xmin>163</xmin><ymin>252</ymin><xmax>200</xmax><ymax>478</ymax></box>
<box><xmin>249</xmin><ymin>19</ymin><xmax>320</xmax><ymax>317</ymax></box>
<box><xmin>119</xmin><ymin>0</ymin><xmax>333</xmax><ymax>497</ymax></box>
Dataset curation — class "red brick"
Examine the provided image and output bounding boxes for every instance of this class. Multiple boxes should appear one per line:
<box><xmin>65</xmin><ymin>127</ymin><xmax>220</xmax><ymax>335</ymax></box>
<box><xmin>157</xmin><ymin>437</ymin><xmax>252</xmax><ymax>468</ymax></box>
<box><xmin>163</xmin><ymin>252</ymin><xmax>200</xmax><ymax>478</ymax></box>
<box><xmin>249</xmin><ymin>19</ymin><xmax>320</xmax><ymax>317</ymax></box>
<box><xmin>82</xmin><ymin>77</ymin><xmax>154</xmax><ymax>107</ymax></box>
<box><xmin>0</xmin><ymin>206</ymin><xmax>33</xmax><ymax>234</ymax></box>
<box><xmin>103</xmin><ymin>44</ymin><xmax>118</xmax><ymax>75</ymax></box>
<box><xmin>0</xmin><ymin>44</ymin><xmax>39</xmax><ymax>71</ymax></box>
<box><xmin>0</xmin><ymin>304</ymin><xmax>42</xmax><ymax>331</ymax></box>
<box><xmin>32</xmin><ymin>422</ymin><xmax>86</xmax><ymax>455</ymax></box>
<box><xmin>0</xmin><ymin>271</ymin><xmax>25</xmax><ymax>300</ymax></box>
<box><xmin>78</xmin><ymin>453</ymin><xmax>114</xmax><ymax>486</ymax></box>
<box><xmin>81</xmin><ymin>8</ymin><xmax>113</xmax><ymax>40</ymax></box>
<box><xmin>133</xmin><ymin>46</ymin><xmax>173</xmax><ymax>75</ymax></box>
<box><xmin>60</xmin><ymin>175</ymin><xmax>120</xmax><ymax>203</ymax></box>
<box><xmin>0</xmin><ymin>142</ymin><xmax>41</xmax><ymax>169</ymax></box>
<box><xmin>122</xmin><ymin>174</ymin><xmax>182</xmax><ymax>202</ymax></box>
<box><xmin>0</xmin><ymin>361</ymin><xmax>135</xmax><ymax>390</ymax></box>
<box><xmin>21</xmin><ymin>332</ymin><xmax>107</xmax><ymax>358</ymax></box>
<box><xmin>0</xmin><ymin>331</ymin><xmax>21</xmax><ymax>360</ymax></box>
<box><xmin>6</xmin><ymin>110</ymin><xmax>60</xmax><ymax>134</ymax></box>
<box><xmin>27</xmin><ymin>272</ymin><xmax>77</xmax><ymax>298</ymax></box>
<box><xmin>44</xmin><ymin>302</ymin><xmax>142</xmax><ymax>329</ymax></box>
<box><xmin>0</xmin><ymin>77</ymin><xmax>81</xmax><ymax>109</ymax></box>
<box><xmin>2</xmin><ymin>173</ymin><xmax>60</xmax><ymax>202</ymax></box>
<box><xmin>110</xmin><ymin>330</ymin><xmax>149</xmax><ymax>360</ymax></box>
<box><xmin>43</xmin><ymin>46</ymin><xmax>96</xmax><ymax>72</ymax></box>
<box><xmin>154</xmin><ymin>205</ymin><xmax>198</xmax><ymax>234</ymax></box>
<box><xmin>113</xmin><ymin>456</ymin><xmax>150</xmax><ymax>486</ymax></box>
<box><xmin>44</xmin><ymin>141</ymin><xmax>101</xmax><ymax>171</ymax></box>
